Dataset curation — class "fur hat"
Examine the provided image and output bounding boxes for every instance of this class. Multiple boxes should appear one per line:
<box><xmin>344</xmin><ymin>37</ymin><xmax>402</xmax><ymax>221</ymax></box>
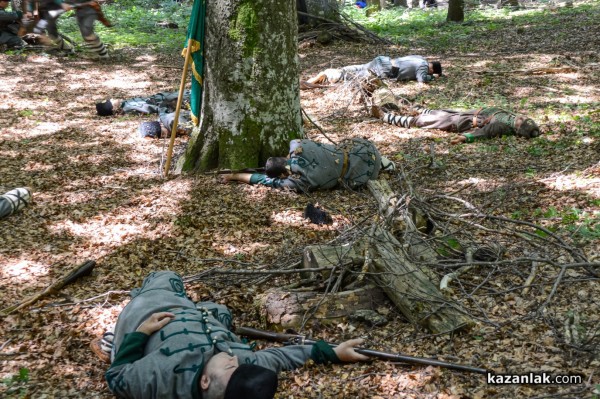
<box><xmin>431</xmin><ymin>61</ymin><xmax>442</xmax><ymax>76</ymax></box>
<box><xmin>304</xmin><ymin>203</ymin><xmax>333</xmax><ymax>225</ymax></box>
<box><xmin>96</xmin><ymin>99</ymin><xmax>113</xmax><ymax>116</ymax></box>
<box><xmin>514</xmin><ymin>116</ymin><xmax>540</xmax><ymax>138</ymax></box>
<box><xmin>138</xmin><ymin>121</ymin><xmax>162</xmax><ymax>139</ymax></box>
<box><xmin>224</xmin><ymin>364</ymin><xmax>278</xmax><ymax>399</ymax></box>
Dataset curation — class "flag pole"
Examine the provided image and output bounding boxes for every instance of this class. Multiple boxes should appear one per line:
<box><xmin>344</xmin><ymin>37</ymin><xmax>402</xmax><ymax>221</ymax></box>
<box><xmin>164</xmin><ymin>39</ymin><xmax>193</xmax><ymax>177</ymax></box>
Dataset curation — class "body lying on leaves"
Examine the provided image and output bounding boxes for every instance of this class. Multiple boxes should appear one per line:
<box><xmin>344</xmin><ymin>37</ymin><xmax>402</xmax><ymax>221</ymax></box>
<box><xmin>370</xmin><ymin>88</ymin><xmax>540</xmax><ymax>145</ymax></box>
<box><xmin>221</xmin><ymin>138</ymin><xmax>396</xmax><ymax>193</ymax></box>
<box><xmin>102</xmin><ymin>271</ymin><xmax>369</xmax><ymax>399</ymax></box>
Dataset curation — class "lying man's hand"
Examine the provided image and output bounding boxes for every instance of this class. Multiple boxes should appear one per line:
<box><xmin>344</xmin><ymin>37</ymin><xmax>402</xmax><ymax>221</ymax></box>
<box><xmin>451</xmin><ymin>135</ymin><xmax>467</xmax><ymax>145</ymax></box>
<box><xmin>136</xmin><ymin>312</ymin><xmax>175</xmax><ymax>335</ymax></box>
<box><xmin>334</xmin><ymin>338</ymin><xmax>371</xmax><ymax>362</ymax></box>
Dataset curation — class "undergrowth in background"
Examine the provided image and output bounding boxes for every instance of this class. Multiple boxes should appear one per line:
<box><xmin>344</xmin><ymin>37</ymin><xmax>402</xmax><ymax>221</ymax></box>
<box><xmin>58</xmin><ymin>0</ymin><xmax>193</xmax><ymax>52</ymax></box>
<box><xmin>343</xmin><ymin>1</ymin><xmax>600</xmax><ymax>53</ymax></box>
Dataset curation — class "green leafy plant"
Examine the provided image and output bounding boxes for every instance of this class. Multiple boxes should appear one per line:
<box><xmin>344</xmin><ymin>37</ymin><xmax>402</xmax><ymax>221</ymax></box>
<box><xmin>1</xmin><ymin>367</ymin><xmax>29</xmax><ymax>386</ymax></box>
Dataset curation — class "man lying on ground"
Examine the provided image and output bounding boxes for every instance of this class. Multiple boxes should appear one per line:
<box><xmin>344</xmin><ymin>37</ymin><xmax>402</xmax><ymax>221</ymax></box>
<box><xmin>371</xmin><ymin>91</ymin><xmax>540</xmax><ymax>144</ymax></box>
<box><xmin>221</xmin><ymin>138</ymin><xmax>396</xmax><ymax>193</ymax></box>
<box><xmin>306</xmin><ymin>55</ymin><xmax>442</xmax><ymax>85</ymax></box>
<box><xmin>101</xmin><ymin>271</ymin><xmax>369</xmax><ymax>399</ymax></box>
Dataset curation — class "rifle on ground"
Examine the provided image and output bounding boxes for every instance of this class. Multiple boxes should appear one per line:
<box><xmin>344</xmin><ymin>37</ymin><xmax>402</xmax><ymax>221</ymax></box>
<box><xmin>236</xmin><ymin>326</ymin><xmax>488</xmax><ymax>375</ymax></box>
<box><xmin>1</xmin><ymin>260</ymin><xmax>96</xmax><ymax>315</ymax></box>
<box><xmin>204</xmin><ymin>167</ymin><xmax>266</xmax><ymax>175</ymax></box>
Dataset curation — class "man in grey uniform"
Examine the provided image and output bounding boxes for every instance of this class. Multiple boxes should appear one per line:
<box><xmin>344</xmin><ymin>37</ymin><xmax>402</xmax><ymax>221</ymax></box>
<box><xmin>222</xmin><ymin>138</ymin><xmax>395</xmax><ymax>193</ymax></box>
<box><xmin>306</xmin><ymin>55</ymin><xmax>442</xmax><ymax>85</ymax></box>
<box><xmin>106</xmin><ymin>271</ymin><xmax>369</xmax><ymax>399</ymax></box>
<box><xmin>65</xmin><ymin>0</ymin><xmax>109</xmax><ymax>59</ymax></box>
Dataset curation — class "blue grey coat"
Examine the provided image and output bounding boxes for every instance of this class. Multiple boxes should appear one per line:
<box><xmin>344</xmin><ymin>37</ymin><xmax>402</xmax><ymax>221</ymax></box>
<box><xmin>106</xmin><ymin>271</ymin><xmax>333</xmax><ymax>399</ymax></box>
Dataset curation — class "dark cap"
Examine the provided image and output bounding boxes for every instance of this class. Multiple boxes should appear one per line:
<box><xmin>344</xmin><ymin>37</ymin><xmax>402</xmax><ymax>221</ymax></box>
<box><xmin>138</xmin><ymin>121</ymin><xmax>162</xmax><ymax>139</ymax></box>
<box><xmin>96</xmin><ymin>99</ymin><xmax>113</xmax><ymax>116</ymax></box>
<box><xmin>224</xmin><ymin>364</ymin><xmax>278</xmax><ymax>399</ymax></box>
<box><xmin>431</xmin><ymin>61</ymin><xmax>442</xmax><ymax>76</ymax></box>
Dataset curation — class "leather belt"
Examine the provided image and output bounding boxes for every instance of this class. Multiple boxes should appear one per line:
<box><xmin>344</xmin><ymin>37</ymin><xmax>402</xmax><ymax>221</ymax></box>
<box><xmin>473</xmin><ymin>108</ymin><xmax>483</xmax><ymax>128</ymax></box>
<box><xmin>339</xmin><ymin>150</ymin><xmax>349</xmax><ymax>180</ymax></box>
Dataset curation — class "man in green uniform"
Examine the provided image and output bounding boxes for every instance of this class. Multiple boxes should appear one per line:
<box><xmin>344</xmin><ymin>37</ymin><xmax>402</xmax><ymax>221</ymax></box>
<box><xmin>106</xmin><ymin>271</ymin><xmax>369</xmax><ymax>399</ymax></box>
<box><xmin>222</xmin><ymin>138</ymin><xmax>395</xmax><ymax>193</ymax></box>
<box><xmin>0</xmin><ymin>0</ymin><xmax>26</xmax><ymax>49</ymax></box>
<box><xmin>372</xmin><ymin>101</ymin><xmax>540</xmax><ymax>144</ymax></box>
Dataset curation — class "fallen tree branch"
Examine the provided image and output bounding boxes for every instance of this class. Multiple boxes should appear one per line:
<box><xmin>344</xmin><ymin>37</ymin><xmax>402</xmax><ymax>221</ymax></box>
<box><xmin>440</xmin><ymin>248</ymin><xmax>475</xmax><ymax>291</ymax></box>
<box><xmin>522</xmin><ymin>261</ymin><xmax>539</xmax><ymax>295</ymax></box>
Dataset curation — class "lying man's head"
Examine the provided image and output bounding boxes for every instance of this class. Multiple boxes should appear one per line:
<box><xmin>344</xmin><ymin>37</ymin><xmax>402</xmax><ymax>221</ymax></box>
<box><xmin>514</xmin><ymin>116</ymin><xmax>540</xmax><ymax>138</ymax></box>
<box><xmin>265</xmin><ymin>157</ymin><xmax>290</xmax><ymax>178</ymax></box>
<box><xmin>429</xmin><ymin>61</ymin><xmax>443</xmax><ymax>76</ymax></box>
<box><xmin>200</xmin><ymin>352</ymin><xmax>278</xmax><ymax>399</ymax></box>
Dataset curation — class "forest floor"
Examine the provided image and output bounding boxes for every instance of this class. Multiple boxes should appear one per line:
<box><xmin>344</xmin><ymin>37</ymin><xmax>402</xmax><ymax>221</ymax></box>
<box><xmin>1</xmin><ymin>1</ymin><xmax>599</xmax><ymax>398</ymax></box>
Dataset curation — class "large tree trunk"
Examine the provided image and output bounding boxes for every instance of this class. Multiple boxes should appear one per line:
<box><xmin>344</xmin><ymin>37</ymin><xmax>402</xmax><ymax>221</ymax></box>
<box><xmin>177</xmin><ymin>0</ymin><xmax>302</xmax><ymax>172</ymax></box>
<box><xmin>447</xmin><ymin>0</ymin><xmax>465</xmax><ymax>22</ymax></box>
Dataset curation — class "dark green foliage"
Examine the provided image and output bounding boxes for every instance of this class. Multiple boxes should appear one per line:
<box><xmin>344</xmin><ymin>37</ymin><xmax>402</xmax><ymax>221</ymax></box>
<box><xmin>58</xmin><ymin>0</ymin><xmax>194</xmax><ymax>52</ymax></box>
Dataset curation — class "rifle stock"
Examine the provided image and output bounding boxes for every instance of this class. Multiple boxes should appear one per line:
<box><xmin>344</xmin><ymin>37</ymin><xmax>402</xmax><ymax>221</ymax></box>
<box><xmin>236</xmin><ymin>326</ymin><xmax>488</xmax><ymax>375</ymax></box>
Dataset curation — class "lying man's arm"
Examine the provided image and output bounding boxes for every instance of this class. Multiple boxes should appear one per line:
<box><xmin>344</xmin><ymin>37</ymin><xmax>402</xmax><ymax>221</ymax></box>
<box><xmin>222</xmin><ymin>173</ymin><xmax>299</xmax><ymax>191</ymax></box>
<box><xmin>247</xmin><ymin>338</ymin><xmax>370</xmax><ymax>373</ymax></box>
<box><xmin>451</xmin><ymin>121</ymin><xmax>509</xmax><ymax>144</ymax></box>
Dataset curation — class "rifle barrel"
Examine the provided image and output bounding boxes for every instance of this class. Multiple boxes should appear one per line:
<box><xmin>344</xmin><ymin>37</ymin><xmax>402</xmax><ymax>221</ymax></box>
<box><xmin>353</xmin><ymin>348</ymin><xmax>488</xmax><ymax>374</ymax></box>
<box><xmin>236</xmin><ymin>326</ymin><xmax>488</xmax><ymax>375</ymax></box>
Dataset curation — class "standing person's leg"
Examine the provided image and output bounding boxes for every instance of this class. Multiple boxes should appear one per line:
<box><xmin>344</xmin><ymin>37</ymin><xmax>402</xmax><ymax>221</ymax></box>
<box><xmin>46</xmin><ymin>7</ymin><xmax>72</xmax><ymax>51</ymax></box>
<box><xmin>0</xmin><ymin>27</ymin><xmax>26</xmax><ymax>48</ymax></box>
<box><xmin>77</xmin><ymin>7</ymin><xmax>108</xmax><ymax>59</ymax></box>
<box><xmin>34</xmin><ymin>7</ymin><xmax>71</xmax><ymax>50</ymax></box>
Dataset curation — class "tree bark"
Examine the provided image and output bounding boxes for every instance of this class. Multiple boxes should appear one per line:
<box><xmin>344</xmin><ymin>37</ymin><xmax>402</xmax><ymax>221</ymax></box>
<box><xmin>302</xmin><ymin>244</ymin><xmax>364</xmax><ymax>281</ymax></box>
<box><xmin>178</xmin><ymin>0</ymin><xmax>302</xmax><ymax>172</ymax></box>
<box><xmin>366</xmin><ymin>226</ymin><xmax>473</xmax><ymax>334</ymax></box>
<box><xmin>301</xmin><ymin>240</ymin><xmax>473</xmax><ymax>334</ymax></box>
<box><xmin>447</xmin><ymin>0</ymin><xmax>465</xmax><ymax>22</ymax></box>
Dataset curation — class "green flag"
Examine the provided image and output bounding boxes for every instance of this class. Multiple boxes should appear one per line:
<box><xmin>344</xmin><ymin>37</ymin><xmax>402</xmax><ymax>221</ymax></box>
<box><xmin>185</xmin><ymin>0</ymin><xmax>206</xmax><ymax>126</ymax></box>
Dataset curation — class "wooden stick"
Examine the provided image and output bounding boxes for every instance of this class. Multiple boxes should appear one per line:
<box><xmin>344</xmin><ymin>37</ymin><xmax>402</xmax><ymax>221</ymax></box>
<box><xmin>1</xmin><ymin>260</ymin><xmax>96</xmax><ymax>315</ymax></box>
<box><xmin>164</xmin><ymin>38</ymin><xmax>193</xmax><ymax>177</ymax></box>
<box><xmin>522</xmin><ymin>261</ymin><xmax>538</xmax><ymax>295</ymax></box>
